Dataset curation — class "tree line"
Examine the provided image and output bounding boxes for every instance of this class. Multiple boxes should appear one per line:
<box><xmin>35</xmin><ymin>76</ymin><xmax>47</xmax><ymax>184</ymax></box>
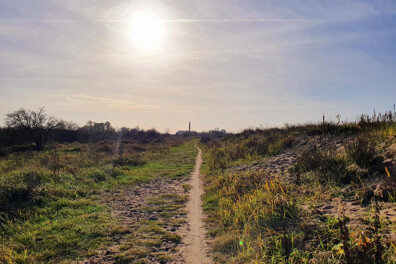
<box><xmin>0</xmin><ymin>107</ymin><xmax>165</xmax><ymax>151</ymax></box>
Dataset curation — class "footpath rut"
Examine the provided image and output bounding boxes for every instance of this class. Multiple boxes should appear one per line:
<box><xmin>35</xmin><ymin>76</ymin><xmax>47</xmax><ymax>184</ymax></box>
<box><xmin>178</xmin><ymin>147</ymin><xmax>212</xmax><ymax>264</ymax></box>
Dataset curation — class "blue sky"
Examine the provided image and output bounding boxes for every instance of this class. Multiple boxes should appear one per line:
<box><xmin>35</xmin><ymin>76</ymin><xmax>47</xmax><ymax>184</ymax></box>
<box><xmin>0</xmin><ymin>0</ymin><xmax>396</xmax><ymax>132</ymax></box>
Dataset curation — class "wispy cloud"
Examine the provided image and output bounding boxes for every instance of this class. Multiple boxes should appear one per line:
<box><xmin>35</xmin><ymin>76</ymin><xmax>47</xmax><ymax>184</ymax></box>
<box><xmin>1</xmin><ymin>0</ymin><xmax>396</xmax><ymax>131</ymax></box>
<box><xmin>66</xmin><ymin>94</ymin><xmax>160</xmax><ymax>111</ymax></box>
<box><xmin>1</xmin><ymin>17</ymin><xmax>388</xmax><ymax>24</ymax></box>
<box><xmin>0</xmin><ymin>18</ymin><xmax>321</xmax><ymax>23</ymax></box>
<box><xmin>163</xmin><ymin>18</ymin><xmax>317</xmax><ymax>23</ymax></box>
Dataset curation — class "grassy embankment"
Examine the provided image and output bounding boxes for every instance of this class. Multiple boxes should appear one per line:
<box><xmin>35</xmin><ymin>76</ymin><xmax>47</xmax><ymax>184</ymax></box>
<box><xmin>201</xmin><ymin>122</ymin><xmax>396</xmax><ymax>263</ymax></box>
<box><xmin>0</xmin><ymin>139</ymin><xmax>197</xmax><ymax>263</ymax></box>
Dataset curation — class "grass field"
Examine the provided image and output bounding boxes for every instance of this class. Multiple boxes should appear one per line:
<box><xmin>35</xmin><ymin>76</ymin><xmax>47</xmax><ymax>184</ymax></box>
<box><xmin>0</xmin><ymin>139</ymin><xmax>197</xmax><ymax>263</ymax></box>
<box><xmin>1</xmin><ymin>121</ymin><xmax>396</xmax><ymax>264</ymax></box>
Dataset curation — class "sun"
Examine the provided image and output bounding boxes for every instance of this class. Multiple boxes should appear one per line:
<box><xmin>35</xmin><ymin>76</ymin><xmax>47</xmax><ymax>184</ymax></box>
<box><xmin>127</xmin><ymin>11</ymin><xmax>165</xmax><ymax>51</ymax></box>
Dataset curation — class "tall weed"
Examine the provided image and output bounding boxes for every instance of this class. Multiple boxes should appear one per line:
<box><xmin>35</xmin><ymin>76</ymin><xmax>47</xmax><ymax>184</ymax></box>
<box><xmin>346</xmin><ymin>135</ymin><xmax>376</xmax><ymax>168</ymax></box>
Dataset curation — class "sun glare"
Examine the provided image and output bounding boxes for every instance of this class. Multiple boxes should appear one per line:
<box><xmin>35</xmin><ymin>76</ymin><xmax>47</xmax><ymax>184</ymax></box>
<box><xmin>127</xmin><ymin>11</ymin><xmax>165</xmax><ymax>51</ymax></box>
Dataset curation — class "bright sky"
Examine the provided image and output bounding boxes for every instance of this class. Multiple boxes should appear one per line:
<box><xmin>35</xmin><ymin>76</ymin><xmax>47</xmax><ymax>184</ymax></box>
<box><xmin>1</xmin><ymin>0</ymin><xmax>396</xmax><ymax>133</ymax></box>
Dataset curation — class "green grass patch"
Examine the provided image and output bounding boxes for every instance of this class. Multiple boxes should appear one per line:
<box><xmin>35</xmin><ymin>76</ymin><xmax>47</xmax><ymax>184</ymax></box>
<box><xmin>0</xmin><ymin>139</ymin><xmax>197</xmax><ymax>263</ymax></box>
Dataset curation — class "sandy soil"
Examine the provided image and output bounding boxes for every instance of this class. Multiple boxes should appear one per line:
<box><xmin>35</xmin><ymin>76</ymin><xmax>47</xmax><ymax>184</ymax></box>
<box><xmin>177</xmin><ymin>147</ymin><xmax>212</xmax><ymax>264</ymax></box>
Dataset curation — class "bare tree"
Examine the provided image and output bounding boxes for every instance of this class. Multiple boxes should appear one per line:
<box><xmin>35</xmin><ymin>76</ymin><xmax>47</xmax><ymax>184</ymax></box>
<box><xmin>5</xmin><ymin>107</ymin><xmax>65</xmax><ymax>150</ymax></box>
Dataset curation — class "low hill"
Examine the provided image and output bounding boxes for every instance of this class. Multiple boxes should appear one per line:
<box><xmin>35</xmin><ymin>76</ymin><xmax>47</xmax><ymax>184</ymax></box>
<box><xmin>201</xmin><ymin>122</ymin><xmax>396</xmax><ymax>263</ymax></box>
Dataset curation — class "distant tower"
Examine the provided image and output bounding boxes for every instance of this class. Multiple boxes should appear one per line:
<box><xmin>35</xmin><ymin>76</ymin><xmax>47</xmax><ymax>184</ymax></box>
<box><xmin>189</xmin><ymin>122</ymin><xmax>191</xmax><ymax>132</ymax></box>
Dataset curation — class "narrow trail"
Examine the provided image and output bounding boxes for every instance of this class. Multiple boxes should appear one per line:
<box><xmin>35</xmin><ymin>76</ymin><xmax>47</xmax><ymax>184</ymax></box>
<box><xmin>76</xmin><ymin>145</ymin><xmax>212</xmax><ymax>263</ymax></box>
<box><xmin>179</xmin><ymin>147</ymin><xmax>212</xmax><ymax>264</ymax></box>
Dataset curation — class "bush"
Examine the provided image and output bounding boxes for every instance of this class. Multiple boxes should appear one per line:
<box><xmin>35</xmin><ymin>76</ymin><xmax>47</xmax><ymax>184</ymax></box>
<box><xmin>40</xmin><ymin>148</ymin><xmax>64</xmax><ymax>175</ymax></box>
<box><xmin>346</xmin><ymin>135</ymin><xmax>376</xmax><ymax>168</ymax></box>
<box><xmin>206</xmin><ymin>148</ymin><xmax>231</xmax><ymax>171</ymax></box>
<box><xmin>62</xmin><ymin>147</ymin><xmax>81</xmax><ymax>153</ymax></box>
<box><xmin>112</xmin><ymin>155</ymin><xmax>145</xmax><ymax>167</ymax></box>
<box><xmin>104</xmin><ymin>167</ymin><xmax>124</xmax><ymax>178</ymax></box>
<box><xmin>337</xmin><ymin>123</ymin><xmax>361</xmax><ymax>134</ymax></box>
<box><xmin>318</xmin><ymin>155</ymin><xmax>356</xmax><ymax>184</ymax></box>
<box><xmin>132</xmin><ymin>145</ymin><xmax>145</xmax><ymax>152</ymax></box>
<box><xmin>243</xmin><ymin>136</ymin><xmax>269</xmax><ymax>156</ymax></box>
<box><xmin>97</xmin><ymin>143</ymin><xmax>113</xmax><ymax>153</ymax></box>
<box><xmin>85</xmin><ymin>168</ymin><xmax>107</xmax><ymax>182</ymax></box>
<box><xmin>291</xmin><ymin>149</ymin><xmax>321</xmax><ymax>172</ymax></box>
<box><xmin>10</xmin><ymin>145</ymin><xmax>36</xmax><ymax>152</ymax></box>
<box><xmin>0</xmin><ymin>170</ymin><xmax>49</xmax><ymax>208</ymax></box>
<box><xmin>292</xmin><ymin>149</ymin><xmax>356</xmax><ymax>185</ymax></box>
<box><xmin>269</xmin><ymin>135</ymin><xmax>295</xmax><ymax>155</ymax></box>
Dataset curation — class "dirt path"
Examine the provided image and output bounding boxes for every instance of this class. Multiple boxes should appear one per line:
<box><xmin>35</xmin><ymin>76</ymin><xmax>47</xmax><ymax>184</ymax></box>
<box><xmin>76</xmin><ymin>146</ymin><xmax>212</xmax><ymax>263</ymax></box>
<box><xmin>178</xmin><ymin>147</ymin><xmax>212</xmax><ymax>264</ymax></box>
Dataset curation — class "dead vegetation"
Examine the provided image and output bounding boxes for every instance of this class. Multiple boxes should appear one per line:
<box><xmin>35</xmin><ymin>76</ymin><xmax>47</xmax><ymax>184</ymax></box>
<box><xmin>202</xmin><ymin>121</ymin><xmax>396</xmax><ymax>263</ymax></box>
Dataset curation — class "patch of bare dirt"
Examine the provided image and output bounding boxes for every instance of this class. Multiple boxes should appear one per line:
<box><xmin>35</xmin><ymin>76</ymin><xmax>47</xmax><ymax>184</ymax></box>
<box><xmin>230</xmin><ymin>135</ymin><xmax>347</xmax><ymax>179</ymax></box>
<box><xmin>75</xmin><ymin>176</ymin><xmax>189</xmax><ymax>263</ymax></box>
